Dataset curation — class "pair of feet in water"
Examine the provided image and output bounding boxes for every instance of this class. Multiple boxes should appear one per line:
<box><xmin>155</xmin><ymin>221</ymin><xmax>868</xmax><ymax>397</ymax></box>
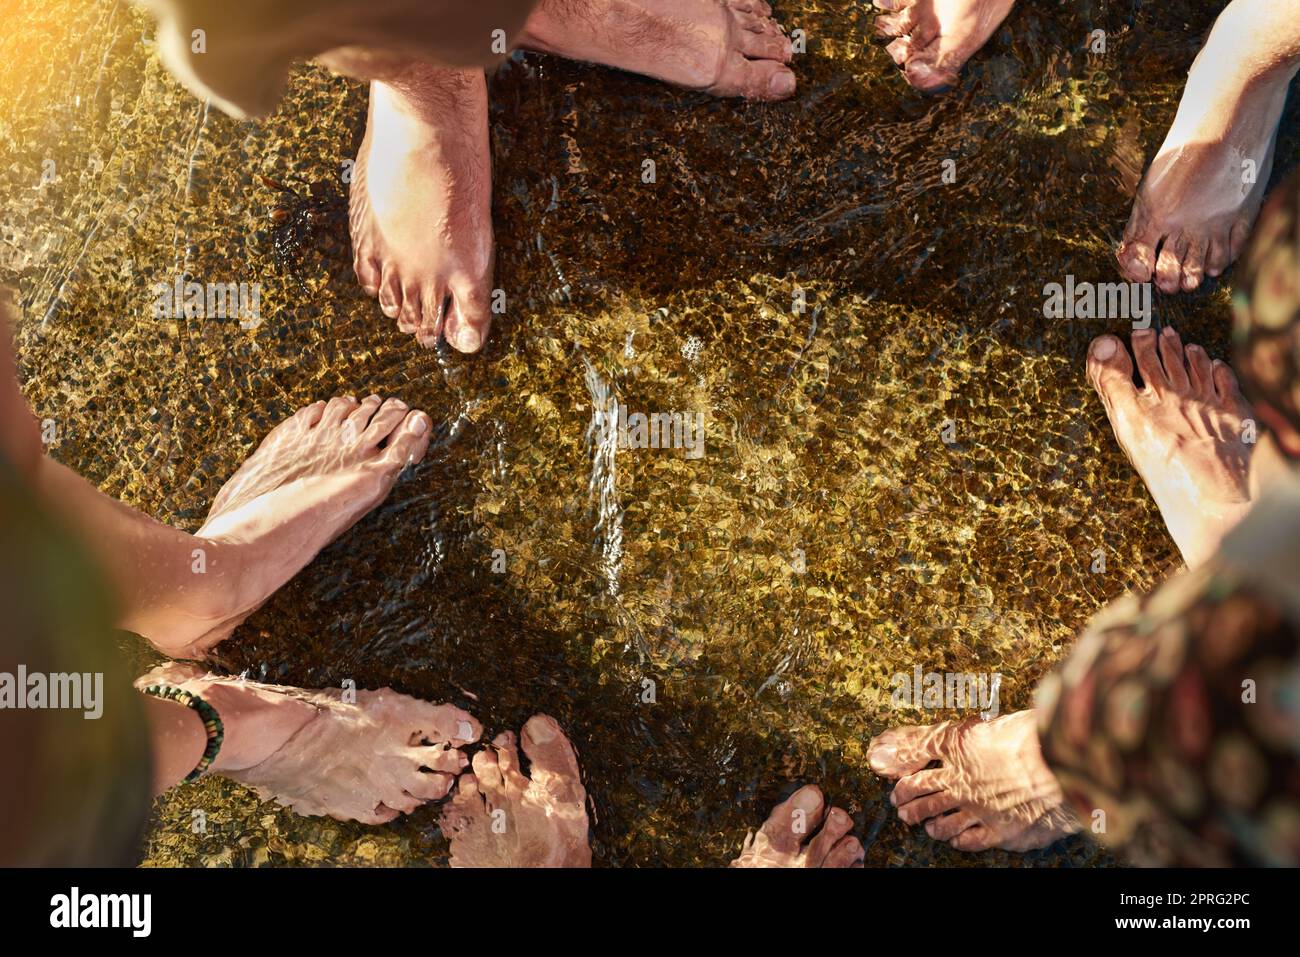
<box><xmin>868</xmin><ymin>325</ymin><xmax>1278</xmax><ymax>853</ymax></box>
<box><xmin>125</xmin><ymin>392</ymin><xmax>589</xmax><ymax>859</ymax></box>
<box><xmin>129</xmin><ymin>393</ymin><xmax>473</xmax><ymax>827</ymax></box>
<box><xmin>346</xmin><ymin>0</ymin><xmax>795</xmax><ymax>350</ymax></box>
<box><xmin>879</xmin><ymin>0</ymin><xmax>1300</xmax><ymax>294</ymax></box>
<box><xmin>438</xmin><ymin>736</ymin><xmax>866</xmax><ymax>867</ymax></box>
<box><xmin>441</xmin><ymin>728</ymin><xmax>865</xmax><ymax>866</ymax></box>
<box><xmin>146</xmin><ymin>659</ymin><xmax>593</xmax><ymax>863</ymax></box>
<box><xmin>151</xmin><ymin>0</ymin><xmax>798</xmax><ymax>349</ymax></box>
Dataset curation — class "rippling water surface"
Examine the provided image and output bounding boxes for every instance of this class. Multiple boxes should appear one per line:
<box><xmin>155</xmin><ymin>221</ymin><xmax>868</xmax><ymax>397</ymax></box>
<box><xmin>2</xmin><ymin>0</ymin><xmax>1295</xmax><ymax>866</ymax></box>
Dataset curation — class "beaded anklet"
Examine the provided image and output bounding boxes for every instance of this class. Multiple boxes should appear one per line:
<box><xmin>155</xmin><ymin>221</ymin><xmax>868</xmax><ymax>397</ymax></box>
<box><xmin>141</xmin><ymin>683</ymin><xmax>225</xmax><ymax>782</ymax></box>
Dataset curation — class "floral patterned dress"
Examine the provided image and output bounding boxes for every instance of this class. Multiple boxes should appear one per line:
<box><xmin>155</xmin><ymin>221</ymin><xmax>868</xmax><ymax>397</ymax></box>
<box><xmin>1036</xmin><ymin>471</ymin><xmax>1300</xmax><ymax>867</ymax></box>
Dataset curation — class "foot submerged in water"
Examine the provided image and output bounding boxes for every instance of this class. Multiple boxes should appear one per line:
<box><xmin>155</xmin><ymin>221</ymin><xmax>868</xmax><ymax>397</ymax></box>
<box><xmin>438</xmin><ymin>715</ymin><xmax>592</xmax><ymax>867</ymax></box>
<box><xmin>868</xmin><ymin>712</ymin><xmax>1079</xmax><ymax>852</ymax></box>
<box><xmin>145</xmin><ymin>395</ymin><xmax>431</xmax><ymax>659</ymax></box>
<box><xmin>731</xmin><ymin>784</ymin><xmax>865</xmax><ymax>867</ymax></box>
<box><xmin>873</xmin><ymin>0</ymin><xmax>1018</xmax><ymax>93</ymax></box>
<box><xmin>1088</xmin><ymin>330</ymin><xmax>1256</xmax><ymax>568</ymax></box>
<box><xmin>140</xmin><ymin>662</ymin><xmax>482</xmax><ymax>824</ymax></box>
<box><xmin>1117</xmin><ymin>3</ymin><xmax>1300</xmax><ymax>291</ymax></box>
<box><xmin>518</xmin><ymin>0</ymin><xmax>797</xmax><ymax>100</ymax></box>
<box><xmin>349</xmin><ymin>67</ymin><xmax>494</xmax><ymax>353</ymax></box>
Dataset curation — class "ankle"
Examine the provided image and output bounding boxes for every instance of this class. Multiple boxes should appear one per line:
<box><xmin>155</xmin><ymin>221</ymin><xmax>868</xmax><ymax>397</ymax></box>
<box><xmin>1172</xmin><ymin>49</ymin><xmax>1292</xmax><ymax>145</ymax></box>
<box><xmin>111</xmin><ymin>535</ymin><xmax>249</xmax><ymax>653</ymax></box>
<box><xmin>369</xmin><ymin>71</ymin><xmax>489</xmax><ymax>151</ymax></box>
<box><xmin>180</xmin><ymin>534</ymin><xmax>253</xmax><ymax>622</ymax></box>
<box><xmin>198</xmin><ymin>677</ymin><xmax>317</xmax><ymax>774</ymax></box>
<box><xmin>1204</xmin><ymin>0</ymin><xmax>1300</xmax><ymax>86</ymax></box>
<box><xmin>383</xmin><ymin>63</ymin><xmax>486</xmax><ymax>111</ymax></box>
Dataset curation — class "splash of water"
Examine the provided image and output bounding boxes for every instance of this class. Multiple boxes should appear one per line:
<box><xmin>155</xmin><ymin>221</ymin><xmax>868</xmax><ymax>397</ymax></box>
<box><xmin>582</xmin><ymin>354</ymin><xmax>623</xmax><ymax>598</ymax></box>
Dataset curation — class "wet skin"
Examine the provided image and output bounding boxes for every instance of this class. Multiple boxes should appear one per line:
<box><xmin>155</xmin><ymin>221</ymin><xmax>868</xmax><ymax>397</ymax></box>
<box><xmin>1117</xmin><ymin>0</ymin><xmax>1300</xmax><ymax>292</ymax></box>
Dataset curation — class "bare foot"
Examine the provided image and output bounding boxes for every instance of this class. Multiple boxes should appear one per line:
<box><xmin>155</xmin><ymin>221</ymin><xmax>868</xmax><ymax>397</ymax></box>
<box><xmin>1117</xmin><ymin>1</ymin><xmax>1300</xmax><ymax>292</ymax></box>
<box><xmin>868</xmin><ymin>711</ymin><xmax>1078</xmax><ymax>853</ymax></box>
<box><xmin>350</xmin><ymin>66</ymin><xmax>495</xmax><ymax>353</ymax></box>
<box><xmin>1088</xmin><ymin>330</ymin><xmax>1255</xmax><ymax>569</ymax></box>
<box><xmin>439</xmin><ymin>715</ymin><xmax>592</xmax><ymax>867</ymax></box>
<box><xmin>872</xmin><ymin>0</ymin><xmax>1017</xmax><ymax>93</ymax></box>
<box><xmin>518</xmin><ymin>0</ymin><xmax>796</xmax><ymax>99</ymax></box>
<box><xmin>144</xmin><ymin>395</ymin><xmax>431</xmax><ymax>658</ymax></box>
<box><xmin>140</xmin><ymin>662</ymin><xmax>481</xmax><ymax>823</ymax></box>
<box><xmin>730</xmin><ymin>784</ymin><xmax>865</xmax><ymax>867</ymax></box>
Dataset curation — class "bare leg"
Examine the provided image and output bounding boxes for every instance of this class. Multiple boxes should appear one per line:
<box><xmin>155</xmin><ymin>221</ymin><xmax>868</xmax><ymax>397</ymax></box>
<box><xmin>0</xmin><ymin>295</ymin><xmax>43</xmax><ymax>478</ymax></box>
<box><xmin>1117</xmin><ymin>0</ymin><xmax>1300</xmax><ymax>291</ymax></box>
<box><xmin>30</xmin><ymin>395</ymin><xmax>431</xmax><ymax>659</ymax></box>
<box><xmin>141</xmin><ymin>694</ymin><xmax>208</xmax><ymax>795</ymax></box>
<box><xmin>6</xmin><ymin>289</ymin><xmax>434</xmax><ymax>659</ymax></box>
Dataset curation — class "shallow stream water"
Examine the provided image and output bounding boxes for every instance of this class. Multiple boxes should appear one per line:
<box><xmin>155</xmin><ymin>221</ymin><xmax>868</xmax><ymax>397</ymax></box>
<box><xmin>2</xmin><ymin>0</ymin><xmax>1296</xmax><ymax>866</ymax></box>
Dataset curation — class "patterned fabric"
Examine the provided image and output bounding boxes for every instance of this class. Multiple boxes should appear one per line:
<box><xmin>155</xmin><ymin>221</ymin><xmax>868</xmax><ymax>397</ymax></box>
<box><xmin>1233</xmin><ymin>169</ymin><xmax>1300</xmax><ymax>453</ymax></box>
<box><xmin>1036</xmin><ymin>478</ymin><xmax>1300</xmax><ymax>866</ymax></box>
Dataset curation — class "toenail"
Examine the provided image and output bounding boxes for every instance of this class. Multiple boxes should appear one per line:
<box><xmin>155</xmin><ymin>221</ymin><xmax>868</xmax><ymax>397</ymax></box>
<box><xmin>455</xmin><ymin>325</ymin><xmax>482</xmax><ymax>352</ymax></box>
<box><xmin>770</xmin><ymin>71</ymin><xmax>796</xmax><ymax>96</ymax></box>
<box><xmin>526</xmin><ymin>719</ymin><xmax>556</xmax><ymax>743</ymax></box>
<box><xmin>1133</xmin><ymin>327</ymin><xmax>1154</xmax><ymax>338</ymax></box>
<box><xmin>391</xmin><ymin>398</ymin><xmax>407</xmax><ymax>410</ymax></box>
<box><xmin>1163</xmin><ymin>326</ymin><xmax>1176</xmax><ymax>337</ymax></box>
<box><xmin>1091</xmin><ymin>337</ymin><xmax>1117</xmax><ymax>360</ymax></box>
<box><xmin>410</xmin><ymin>414</ymin><xmax>429</xmax><ymax>436</ymax></box>
<box><xmin>793</xmin><ymin>787</ymin><xmax>821</xmax><ymax>813</ymax></box>
<box><xmin>869</xmin><ymin>743</ymin><xmax>897</xmax><ymax>766</ymax></box>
